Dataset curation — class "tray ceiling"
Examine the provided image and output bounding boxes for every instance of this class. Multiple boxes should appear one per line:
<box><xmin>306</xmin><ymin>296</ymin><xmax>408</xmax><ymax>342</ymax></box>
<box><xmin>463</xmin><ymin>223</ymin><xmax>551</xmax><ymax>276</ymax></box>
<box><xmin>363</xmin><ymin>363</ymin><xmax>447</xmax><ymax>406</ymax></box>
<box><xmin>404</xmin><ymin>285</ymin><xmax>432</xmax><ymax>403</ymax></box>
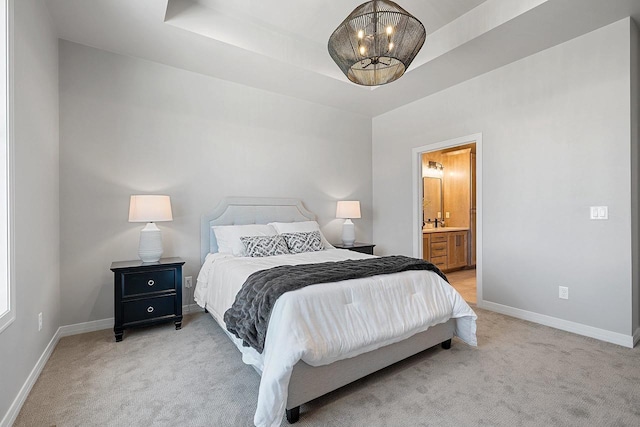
<box><xmin>46</xmin><ymin>0</ymin><xmax>640</xmax><ymax>116</ymax></box>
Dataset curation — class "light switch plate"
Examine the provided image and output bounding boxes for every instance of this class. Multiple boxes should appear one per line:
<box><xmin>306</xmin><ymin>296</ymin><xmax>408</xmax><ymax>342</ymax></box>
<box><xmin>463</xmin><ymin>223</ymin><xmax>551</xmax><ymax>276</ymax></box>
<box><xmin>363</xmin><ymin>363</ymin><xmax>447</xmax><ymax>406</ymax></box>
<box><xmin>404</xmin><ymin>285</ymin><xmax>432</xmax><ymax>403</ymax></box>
<box><xmin>590</xmin><ymin>206</ymin><xmax>608</xmax><ymax>220</ymax></box>
<box><xmin>598</xmin><ymin>206</ymin><xmax>608</xmax><ymax>219</ymax></box>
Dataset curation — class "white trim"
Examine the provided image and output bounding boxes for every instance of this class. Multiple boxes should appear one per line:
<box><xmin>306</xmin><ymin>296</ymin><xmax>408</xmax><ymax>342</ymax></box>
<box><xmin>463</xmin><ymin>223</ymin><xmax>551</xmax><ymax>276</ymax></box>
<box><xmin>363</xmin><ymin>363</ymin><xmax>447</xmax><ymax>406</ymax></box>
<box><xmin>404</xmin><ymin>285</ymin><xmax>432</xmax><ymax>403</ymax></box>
<box><xmin>633</xmin><ymin>327</ymin><xmax>640</xmax><ymax>347</ymax></box>
<box><xmin>480</xmin><ymin>300</ymin><xmax>636</xmax><ymax>348</ymax></box>
<box><xmin>57</xmin><ymin>306</ymin><xmax>203</xmax><ymax>337</ymax></box>
<box><xmin>0</xmin><ymin>307</ymin><xmax>205</xmax><ymax>426</ymax></box>
<box><xmin>58</xmin><ymin>317</ymin><xmax>113</xmax><ymax>337</ymax></box>
<box><xmin>411</xmin><ymin>132</ymin><xmax>483</xmax><ymax>304</ymax></box>
<box><xmin>0</xmin><ymin>306</ymin><xmax>631</xmax><ymax>427</ymax></box>
<box><xmin>0</xmin><ymin>326</ymin><xmax>60</xmax><ymax>427</ymax></box>
<box><xmin>0</xmin><ymin>0</ymin><xmax>14</xmax><ymax>335</ymax></box>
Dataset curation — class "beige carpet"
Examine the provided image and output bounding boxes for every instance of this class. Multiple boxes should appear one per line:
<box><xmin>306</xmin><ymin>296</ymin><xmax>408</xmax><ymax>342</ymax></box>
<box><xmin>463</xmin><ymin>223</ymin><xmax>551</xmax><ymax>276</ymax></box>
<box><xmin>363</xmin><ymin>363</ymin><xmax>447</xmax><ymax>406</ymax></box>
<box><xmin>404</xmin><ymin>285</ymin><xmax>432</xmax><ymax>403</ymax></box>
<box><xmin>14</xmin><ymin>308</ymin><xmax>640</xmax><ymax>427</ymax></box>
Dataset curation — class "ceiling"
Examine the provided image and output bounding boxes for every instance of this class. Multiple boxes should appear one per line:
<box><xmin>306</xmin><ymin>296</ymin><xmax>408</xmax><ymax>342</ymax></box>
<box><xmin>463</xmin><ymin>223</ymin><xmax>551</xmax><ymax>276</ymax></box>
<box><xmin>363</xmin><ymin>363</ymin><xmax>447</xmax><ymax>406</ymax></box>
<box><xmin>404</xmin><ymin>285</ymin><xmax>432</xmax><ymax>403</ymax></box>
<box><xmin>191</xmin><ymin>0</ymin><xmax>489</xmax><ymax>47</ymax></box>
<box><xmin>165</xmin><ymin>0</ymin><xmax>488</xmax><ymax>82</ymax></box>
<box><xmin>45</xmin><ymin>0</ymin><xmax>640</xmax><ymax>117</ymax></box>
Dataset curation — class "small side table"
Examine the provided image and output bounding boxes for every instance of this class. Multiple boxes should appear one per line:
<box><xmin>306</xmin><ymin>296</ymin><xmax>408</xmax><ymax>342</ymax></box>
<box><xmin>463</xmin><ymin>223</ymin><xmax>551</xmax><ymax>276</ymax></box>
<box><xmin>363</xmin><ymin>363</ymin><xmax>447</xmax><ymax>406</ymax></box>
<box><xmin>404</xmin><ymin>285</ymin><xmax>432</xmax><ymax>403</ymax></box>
<box><xmin>333</xmin><ymin>242</ymin><xmax>376</xmax><ymax>255</ymax></box>
<box><xmin>110</xmin><ymin>257</ymin><xmax>185</xmax><ymax>342</ymax></box>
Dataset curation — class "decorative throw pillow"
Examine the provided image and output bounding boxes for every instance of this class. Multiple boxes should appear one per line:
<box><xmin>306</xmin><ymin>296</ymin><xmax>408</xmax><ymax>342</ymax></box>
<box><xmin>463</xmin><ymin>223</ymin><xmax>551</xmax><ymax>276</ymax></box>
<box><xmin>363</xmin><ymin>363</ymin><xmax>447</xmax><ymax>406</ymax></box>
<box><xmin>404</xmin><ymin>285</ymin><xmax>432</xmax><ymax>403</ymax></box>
<box><xmin>212</xmin><ymin>224</ymin><xmax>277</xmax><ymax>256</ymax></box>
<box><xmin>240</xmin><ymin>235</ymin><xmax>290</xmax><ymax>257</ymax></box>
<box><xmin>281</xmin><ymin>231</ymin><xmax>323</xmax><ymax>254</ymax></box>
<box><xmin>268</xmin><ymin>221</ymin><xmax>335</xmax><ymax>249</ymax></box>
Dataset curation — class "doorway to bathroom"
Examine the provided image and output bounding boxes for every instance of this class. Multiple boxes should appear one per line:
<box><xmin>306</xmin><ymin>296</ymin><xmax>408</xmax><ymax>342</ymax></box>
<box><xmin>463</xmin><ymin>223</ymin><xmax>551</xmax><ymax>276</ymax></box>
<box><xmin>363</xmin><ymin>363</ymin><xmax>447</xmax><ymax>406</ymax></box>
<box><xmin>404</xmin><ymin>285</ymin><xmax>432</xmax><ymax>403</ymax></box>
<box><xmin>412</xmin><ymin>134</ymin><xmax>481</xmax><ymax>305</ymax></box>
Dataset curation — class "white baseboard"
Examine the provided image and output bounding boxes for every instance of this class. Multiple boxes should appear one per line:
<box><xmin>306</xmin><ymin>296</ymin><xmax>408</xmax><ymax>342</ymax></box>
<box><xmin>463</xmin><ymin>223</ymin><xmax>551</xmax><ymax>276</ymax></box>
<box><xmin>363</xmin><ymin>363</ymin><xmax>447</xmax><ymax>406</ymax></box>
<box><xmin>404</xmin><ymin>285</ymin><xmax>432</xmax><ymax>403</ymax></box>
<box><xmin>59</xmin><ymin>317</ymin><xmax>114</xmax><ymax>337</ymax></box>
<box><xmin>478</xmin><ymin>300</ymin><xmax>636</xmax><ymax>348</ymax></box>
<box><xmin>1</xmin><ymin>318</ymin><xmax>117</xmax><ymax>427</ymax></box>
<box><xmin>0</xmin><ymin>327</ymin><xmax>61</xmax><ymax>427</ymax></box>
<box><xmin>1</xmin><ymin>304</ymin><xmax>205</xmax><ymax>426</ymax></box>
<box><xmin>0</xmin><ymin>299</ymin><xmax>633</xmax><ymax>427</ymax></box>
<box><xmin>57</xmin><ymin>305</ymin><xmax>203</xmax><ymax>338</ymax></box>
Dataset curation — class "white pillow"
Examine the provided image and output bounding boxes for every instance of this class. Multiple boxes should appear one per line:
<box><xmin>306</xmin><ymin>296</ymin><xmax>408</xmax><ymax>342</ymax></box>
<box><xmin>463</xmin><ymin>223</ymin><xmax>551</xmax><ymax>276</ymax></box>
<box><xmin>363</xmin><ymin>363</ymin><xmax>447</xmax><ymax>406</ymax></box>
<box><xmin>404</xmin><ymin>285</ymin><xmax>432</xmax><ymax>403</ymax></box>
<box><xmin>212</xmin><ymin>224</ymin><xmax>277</xmax><ymax>256</ymax></box>
<box><xmin>268</xmin><ymin>221</ymin><xmax>335</xmax><ymax>249</ymax></box>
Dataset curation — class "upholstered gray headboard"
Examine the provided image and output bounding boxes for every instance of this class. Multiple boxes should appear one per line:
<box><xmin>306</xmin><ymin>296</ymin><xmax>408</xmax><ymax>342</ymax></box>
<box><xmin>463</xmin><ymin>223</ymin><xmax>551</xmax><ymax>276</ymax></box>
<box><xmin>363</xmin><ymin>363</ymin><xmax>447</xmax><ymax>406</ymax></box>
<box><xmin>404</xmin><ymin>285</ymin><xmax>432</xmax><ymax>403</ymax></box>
<box><xmin>201</xmin><ymin>197</ymin><xmax>316</xmax><ymax>263</ymax></box>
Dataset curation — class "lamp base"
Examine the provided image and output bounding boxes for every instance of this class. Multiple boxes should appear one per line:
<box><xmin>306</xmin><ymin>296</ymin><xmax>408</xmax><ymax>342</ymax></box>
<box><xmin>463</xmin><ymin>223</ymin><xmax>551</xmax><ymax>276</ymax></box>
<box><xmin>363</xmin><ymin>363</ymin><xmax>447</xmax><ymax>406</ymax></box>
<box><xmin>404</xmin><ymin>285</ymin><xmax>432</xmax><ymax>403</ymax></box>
<box><xmin>341</xmin><ymin>219</ymin><xmax>355</xmax><ymax>246</ymax></box>
<box><xmin>138</xmin><ymin>222</ymin><xmax>163</xmax><ymax>263</ymax></box>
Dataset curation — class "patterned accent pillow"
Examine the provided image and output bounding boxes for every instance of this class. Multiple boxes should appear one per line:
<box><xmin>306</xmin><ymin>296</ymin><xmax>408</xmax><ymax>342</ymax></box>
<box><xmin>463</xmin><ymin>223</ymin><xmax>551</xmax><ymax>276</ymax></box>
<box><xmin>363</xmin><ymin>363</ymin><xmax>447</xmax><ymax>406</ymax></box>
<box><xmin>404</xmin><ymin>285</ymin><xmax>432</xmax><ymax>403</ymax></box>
<box><xmin>281</xmin><ymin>231</ymin><xmax>323</xmax><ymax>254</ymax></box>
<box><xmin>240</xmin><ymin>235</ymin><xmax>290</xmax><ymax>257</ymax></box>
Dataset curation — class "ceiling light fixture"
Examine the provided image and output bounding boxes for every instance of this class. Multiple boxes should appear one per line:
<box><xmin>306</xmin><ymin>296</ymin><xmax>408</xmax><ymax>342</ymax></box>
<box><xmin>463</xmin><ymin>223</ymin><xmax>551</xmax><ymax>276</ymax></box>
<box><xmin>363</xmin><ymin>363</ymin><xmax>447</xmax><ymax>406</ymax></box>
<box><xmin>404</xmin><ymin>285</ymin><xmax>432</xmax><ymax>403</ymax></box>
<box><xmin>328</xmin><ymin>0</ymin><xmax>426</xmax><ymax>86</ymax></box>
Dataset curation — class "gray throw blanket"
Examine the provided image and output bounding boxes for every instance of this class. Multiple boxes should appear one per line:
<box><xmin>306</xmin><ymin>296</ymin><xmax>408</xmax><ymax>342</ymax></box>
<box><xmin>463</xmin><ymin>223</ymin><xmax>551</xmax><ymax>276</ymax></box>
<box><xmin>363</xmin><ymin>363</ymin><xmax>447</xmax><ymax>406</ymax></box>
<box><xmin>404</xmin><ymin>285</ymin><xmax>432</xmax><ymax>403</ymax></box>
<box><xmin>224</xmin><ymin>255</ymin><xmax>448</xmax><ymax>353</ymax></box>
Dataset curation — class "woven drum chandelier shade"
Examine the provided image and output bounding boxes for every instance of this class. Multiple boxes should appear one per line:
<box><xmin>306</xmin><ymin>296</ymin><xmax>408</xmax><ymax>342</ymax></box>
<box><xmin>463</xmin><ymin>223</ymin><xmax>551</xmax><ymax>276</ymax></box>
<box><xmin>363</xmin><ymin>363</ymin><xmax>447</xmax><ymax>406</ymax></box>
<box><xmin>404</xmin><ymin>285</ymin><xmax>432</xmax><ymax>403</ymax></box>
<box><xmin>328</xmin><ymin>0</ymin><xmax>426</xmax><ymax>86</ymax></box>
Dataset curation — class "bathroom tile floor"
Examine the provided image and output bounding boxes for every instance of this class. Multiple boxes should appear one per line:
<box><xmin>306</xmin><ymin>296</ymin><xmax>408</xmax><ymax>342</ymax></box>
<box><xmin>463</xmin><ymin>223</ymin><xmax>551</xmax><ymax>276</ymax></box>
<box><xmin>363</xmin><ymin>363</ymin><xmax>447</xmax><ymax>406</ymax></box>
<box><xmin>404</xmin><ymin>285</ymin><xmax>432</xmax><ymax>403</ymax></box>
<box><xmin>446</xmin><ymin>268</ymin><xmax>476</xmax><ymax>304</ymax></box>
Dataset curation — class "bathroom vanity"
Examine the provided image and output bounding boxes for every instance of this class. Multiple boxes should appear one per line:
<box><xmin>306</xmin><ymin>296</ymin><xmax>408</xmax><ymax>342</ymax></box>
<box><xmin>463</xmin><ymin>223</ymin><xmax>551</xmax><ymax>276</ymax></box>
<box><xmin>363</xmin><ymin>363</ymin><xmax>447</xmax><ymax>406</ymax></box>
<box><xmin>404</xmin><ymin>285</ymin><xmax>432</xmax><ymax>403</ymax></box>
<box><xmin>422</xmin><ymin>227</ymin><xmax>469</xmax><ymax>272</ymax></box>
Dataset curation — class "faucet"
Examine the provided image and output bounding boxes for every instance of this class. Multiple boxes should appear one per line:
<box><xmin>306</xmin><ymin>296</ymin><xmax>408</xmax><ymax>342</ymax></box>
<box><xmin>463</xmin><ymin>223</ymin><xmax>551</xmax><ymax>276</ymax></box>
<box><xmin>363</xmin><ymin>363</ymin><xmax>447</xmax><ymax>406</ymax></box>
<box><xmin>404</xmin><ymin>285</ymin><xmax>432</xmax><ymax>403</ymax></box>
<box><xmin>434</xmin><ymin>218</ymin><xmax>439</xmax><ymax>228</ymax></box>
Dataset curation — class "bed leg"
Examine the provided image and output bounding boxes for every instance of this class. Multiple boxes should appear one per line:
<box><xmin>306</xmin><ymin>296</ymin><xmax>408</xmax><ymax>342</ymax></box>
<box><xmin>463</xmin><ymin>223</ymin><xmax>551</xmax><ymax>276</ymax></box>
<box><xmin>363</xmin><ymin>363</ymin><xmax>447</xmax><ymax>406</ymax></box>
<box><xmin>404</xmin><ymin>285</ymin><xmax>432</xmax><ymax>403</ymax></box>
<box><xmin>286</xmin><ymin>407</ymin><xmax>300</xmax><ymax>424</ymax></box>
<box><xmin>441</xmin><ymin>339</ymin><xmax>452</xmax><ymax>350</ymax></box>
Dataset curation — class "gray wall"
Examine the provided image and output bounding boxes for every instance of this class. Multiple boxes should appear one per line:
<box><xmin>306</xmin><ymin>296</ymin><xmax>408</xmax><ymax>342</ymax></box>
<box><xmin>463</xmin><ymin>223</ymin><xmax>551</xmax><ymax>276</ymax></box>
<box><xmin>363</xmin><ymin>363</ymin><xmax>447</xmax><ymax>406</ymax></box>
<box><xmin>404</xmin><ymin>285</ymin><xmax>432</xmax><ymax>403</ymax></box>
<box><xmin>372</xmin><ymin>19</ymin><xmax>635</xmax><ymax>336</ymax></box>
<box><xmin>0</xmin><ymin>0</ymin><xmax>60</xmax><ymax>421</ymax></box>
<box><xmin>58</xmin><ymin>41</ymin><xmax>373</xmax><ymax>325</ymax></box>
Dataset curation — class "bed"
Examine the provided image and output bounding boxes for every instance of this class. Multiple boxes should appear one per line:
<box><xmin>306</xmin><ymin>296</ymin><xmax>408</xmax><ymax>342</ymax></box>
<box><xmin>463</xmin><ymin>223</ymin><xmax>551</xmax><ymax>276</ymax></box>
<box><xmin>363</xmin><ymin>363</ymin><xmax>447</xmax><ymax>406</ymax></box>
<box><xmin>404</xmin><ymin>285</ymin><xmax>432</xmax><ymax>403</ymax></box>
<box><xmin>195</xmin><ymin>197</ymin><xmax>477</xmax><ymax>427</ymax></box>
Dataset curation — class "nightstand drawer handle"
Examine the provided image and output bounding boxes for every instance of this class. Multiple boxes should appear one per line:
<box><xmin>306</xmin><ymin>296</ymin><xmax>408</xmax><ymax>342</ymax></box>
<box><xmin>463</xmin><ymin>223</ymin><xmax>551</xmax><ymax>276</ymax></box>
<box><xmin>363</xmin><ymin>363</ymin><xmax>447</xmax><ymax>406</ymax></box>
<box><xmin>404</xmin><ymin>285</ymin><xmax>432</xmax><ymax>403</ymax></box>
<box><xmin>147</xmin><ymin>279</ymin><xmax>155</xmax><ymax>286</ymax></box>
<box><xmin>147</xmin><ymin>306</ymin><xmax>154</xmax><ymax>313</ymax></box>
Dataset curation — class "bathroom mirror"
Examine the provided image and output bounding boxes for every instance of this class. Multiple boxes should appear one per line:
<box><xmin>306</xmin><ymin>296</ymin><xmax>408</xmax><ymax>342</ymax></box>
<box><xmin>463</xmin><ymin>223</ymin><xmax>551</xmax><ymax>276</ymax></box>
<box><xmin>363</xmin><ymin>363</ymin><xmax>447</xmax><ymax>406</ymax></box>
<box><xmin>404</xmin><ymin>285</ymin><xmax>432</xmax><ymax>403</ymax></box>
<box><xmin>423</xmin><ymin>177</ymin><xmax>443</xmax><ymax>226</ymax></box>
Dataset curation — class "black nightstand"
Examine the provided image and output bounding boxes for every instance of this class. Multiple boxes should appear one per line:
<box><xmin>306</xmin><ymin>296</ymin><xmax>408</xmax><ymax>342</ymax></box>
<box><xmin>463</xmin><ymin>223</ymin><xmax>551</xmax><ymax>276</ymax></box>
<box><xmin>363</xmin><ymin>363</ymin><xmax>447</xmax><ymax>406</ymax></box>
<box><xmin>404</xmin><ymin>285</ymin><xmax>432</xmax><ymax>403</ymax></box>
<box><xmin>333</xmin><ymin>242</ymin><xmax>376</xmax><ymax>255</ymax></box>
<box><xmin>110</xmin><ymin>257</ymin><xmax>185</xmax><ymax>342</ymax></box>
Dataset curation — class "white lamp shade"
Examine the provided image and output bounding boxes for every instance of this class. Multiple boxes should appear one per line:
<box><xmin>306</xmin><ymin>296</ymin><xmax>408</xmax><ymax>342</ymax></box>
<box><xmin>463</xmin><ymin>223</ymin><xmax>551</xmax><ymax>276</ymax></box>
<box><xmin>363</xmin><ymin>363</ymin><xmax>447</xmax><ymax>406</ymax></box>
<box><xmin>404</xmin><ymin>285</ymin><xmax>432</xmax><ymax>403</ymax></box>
<box><xmin>336</xmin><ymin>201</ymin><xmax>361</xmax><ymax>219</ymax></box>
<box><xmin>129</xmin><ymin>195</ymin><xmax>173</xmax><ymax>222</ymax></box>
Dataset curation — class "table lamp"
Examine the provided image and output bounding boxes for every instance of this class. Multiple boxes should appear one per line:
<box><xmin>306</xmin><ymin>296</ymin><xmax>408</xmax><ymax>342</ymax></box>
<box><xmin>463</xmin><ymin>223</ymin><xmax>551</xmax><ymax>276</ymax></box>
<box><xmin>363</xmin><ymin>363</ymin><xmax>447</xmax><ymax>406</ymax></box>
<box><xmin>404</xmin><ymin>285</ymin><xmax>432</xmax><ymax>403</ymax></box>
<box><xmin>128</xmin><ymin>195</ymin><xmax>173</xmax><ymax>262</ymax></box>
<box><xmin>336</xmin><ymin>200</ymin><xmax>361</xmax><ymax>246</ymax></box>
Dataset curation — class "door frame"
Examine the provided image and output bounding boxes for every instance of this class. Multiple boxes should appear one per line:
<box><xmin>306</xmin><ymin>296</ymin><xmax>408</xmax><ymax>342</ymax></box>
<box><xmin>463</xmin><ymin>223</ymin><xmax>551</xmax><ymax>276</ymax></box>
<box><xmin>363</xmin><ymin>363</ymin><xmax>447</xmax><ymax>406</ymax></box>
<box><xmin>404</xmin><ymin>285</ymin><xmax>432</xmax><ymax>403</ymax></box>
<box><xmin>411</xmin><ymin>133</ymin><xmax>483</xmax><ymax>303</ymax></box>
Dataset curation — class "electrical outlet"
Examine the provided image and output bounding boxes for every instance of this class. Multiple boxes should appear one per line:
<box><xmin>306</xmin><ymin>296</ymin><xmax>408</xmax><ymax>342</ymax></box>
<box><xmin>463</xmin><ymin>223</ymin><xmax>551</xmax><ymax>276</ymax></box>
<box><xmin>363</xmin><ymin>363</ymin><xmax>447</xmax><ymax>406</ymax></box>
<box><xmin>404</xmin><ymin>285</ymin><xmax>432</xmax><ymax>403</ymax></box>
<box><xmin>185</xmin><ymin>276</ymin><xmax>193</xmax><ymax>288</ymax></box>
<box><xmin>38</xmin><ymin>312</ymin><xmax>43</xmax><ymax>331</ymax></box>
<box><xmin>445</xmin><ymin>212</ymin><xmax>450</xmax><ymax>219</ymax></box>
<box><xmin>559</xmin><ymin>286</ymin><xmax>569</xmax><ymax>300</ymax></box>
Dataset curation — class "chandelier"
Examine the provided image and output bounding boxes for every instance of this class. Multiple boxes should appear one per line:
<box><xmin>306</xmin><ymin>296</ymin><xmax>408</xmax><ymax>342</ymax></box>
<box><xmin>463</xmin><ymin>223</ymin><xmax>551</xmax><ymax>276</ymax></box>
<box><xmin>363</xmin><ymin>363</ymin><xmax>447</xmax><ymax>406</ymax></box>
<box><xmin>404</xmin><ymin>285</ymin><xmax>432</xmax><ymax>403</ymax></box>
<box><xmin>328</xmin><ymin>0</ymin><xmax>426</xmax><ymax>86</ymax></box>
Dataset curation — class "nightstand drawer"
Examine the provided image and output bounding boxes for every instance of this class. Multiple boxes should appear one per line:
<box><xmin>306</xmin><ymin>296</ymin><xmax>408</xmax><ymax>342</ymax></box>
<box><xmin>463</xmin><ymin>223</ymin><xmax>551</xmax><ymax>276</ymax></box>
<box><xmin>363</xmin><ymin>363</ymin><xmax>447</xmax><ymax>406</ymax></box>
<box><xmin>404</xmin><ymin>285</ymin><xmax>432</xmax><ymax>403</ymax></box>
<box><xmin>123</xmin><ymin>294</ymin><xmax>176</xmax><ymax>324</ymax></box>
<box><xmin>122</xmin><ymin>269</ymin><xmax>175</xmax><ymax>297</ymax></box>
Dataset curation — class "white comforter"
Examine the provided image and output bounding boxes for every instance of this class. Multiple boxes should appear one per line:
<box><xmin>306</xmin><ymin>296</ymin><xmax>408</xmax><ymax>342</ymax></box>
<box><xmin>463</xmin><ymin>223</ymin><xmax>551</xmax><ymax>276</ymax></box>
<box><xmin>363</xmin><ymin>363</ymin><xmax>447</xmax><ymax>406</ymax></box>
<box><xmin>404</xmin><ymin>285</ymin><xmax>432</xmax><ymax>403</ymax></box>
<box><xmin>195</xmin><ymin>249</ymin><xmax>477</xmax><ymax>427</ymax></box>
